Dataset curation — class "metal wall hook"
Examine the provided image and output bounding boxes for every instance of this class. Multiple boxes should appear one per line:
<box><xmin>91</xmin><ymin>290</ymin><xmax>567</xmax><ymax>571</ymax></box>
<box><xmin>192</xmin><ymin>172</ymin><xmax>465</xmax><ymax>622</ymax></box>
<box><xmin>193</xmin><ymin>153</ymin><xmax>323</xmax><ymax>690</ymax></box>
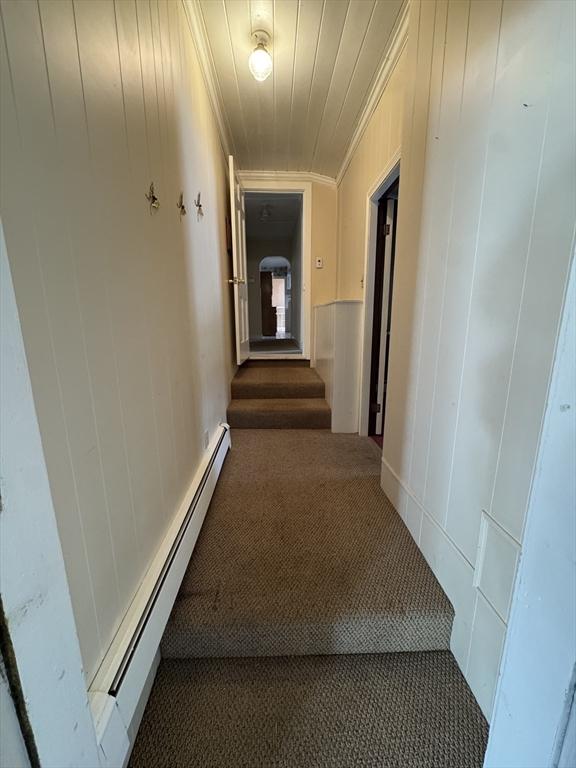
<box><xmin>194</xmin><ymin>192</ymin><xmax>203</xmax><ymax>219</ymax></box>
<box><xmin>145</xmin><ymin>182</ymin><xmax>159</xmax><ymax>213</ymax></box>
<box><xmin>177</xmin><ymin>192</ymin><xmax>187</xmax><ymax>219</ymax></box>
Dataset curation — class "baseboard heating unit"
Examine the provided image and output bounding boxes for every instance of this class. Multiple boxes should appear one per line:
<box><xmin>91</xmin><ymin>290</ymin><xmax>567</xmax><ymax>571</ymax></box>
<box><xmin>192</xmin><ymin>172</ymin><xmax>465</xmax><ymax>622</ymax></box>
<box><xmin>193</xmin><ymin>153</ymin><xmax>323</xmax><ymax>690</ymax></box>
<box><xmin>88</xmin><ymin>424</ymin><xmax>231</xmax><ymax>767</ymax></box>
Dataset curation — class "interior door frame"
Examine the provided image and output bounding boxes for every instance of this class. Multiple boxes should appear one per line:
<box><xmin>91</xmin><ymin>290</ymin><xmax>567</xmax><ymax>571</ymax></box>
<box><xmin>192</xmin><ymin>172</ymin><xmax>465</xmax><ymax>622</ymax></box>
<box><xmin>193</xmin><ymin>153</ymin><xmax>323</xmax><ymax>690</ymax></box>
<box><xmin>358</xmin><ymin>154</ymin><xmax>400</xmax><ymax>436</ymax></box>
<box><xmin>229</xmin><ymin>156</ymin><xmax>250</xmax><ymax>365</ymax></box>
<box><xmin>237</xmin><ymin>177</ymin><xmax>312</xmax><ymax>360</ymax></box>
<box><xmin>368</xmin><ymin>192</ymin><xmax>398</xmax><ymax>437</ymax></box>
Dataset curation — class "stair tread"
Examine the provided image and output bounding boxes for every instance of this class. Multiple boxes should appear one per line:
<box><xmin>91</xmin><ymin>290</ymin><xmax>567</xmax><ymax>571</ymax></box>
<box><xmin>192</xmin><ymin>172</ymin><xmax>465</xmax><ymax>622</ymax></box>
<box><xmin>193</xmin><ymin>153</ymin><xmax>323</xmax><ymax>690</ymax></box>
<box><xmin>227</xmin><ymin>398</ymin><xmax>331</xmax><ymax>428</ymax></box>
<box><xmin>163</xmin><ymin>430</ymin><xmax>453</xmax><ymax>659</ymax></box>
<box><xmin>231</xmin><ymin>366</ymin><xmax>325</xmax><ymax>399</ymax></box>
<box><xmin>242</xmin><ymin>358</ymin><xmax>310</xmax><ymax>367</ymax></box>
<box><xmin>228</xmin><ymin>397</ymin><xmax>330</xmax><ymax>411</ymax></box>
<box><xmin>129</xmin><ymin>652</ymin><xmax>488</xmax><ymax>768</ymax></box>
<box><xmin>234</xmin><ymin>366</ymin><xmax>322</xmax><ymax>382</ymax></box>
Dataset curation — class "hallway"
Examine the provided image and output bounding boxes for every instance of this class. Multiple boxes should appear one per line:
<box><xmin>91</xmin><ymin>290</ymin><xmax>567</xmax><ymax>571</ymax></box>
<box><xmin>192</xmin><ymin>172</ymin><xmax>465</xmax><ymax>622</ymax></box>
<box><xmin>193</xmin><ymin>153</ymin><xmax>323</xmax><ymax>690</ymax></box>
<box><xmin>1</xmin><ymin>0</ymin><xmax>574</xmax><ymax>765</ymax></box>
<box><xmin>130</xmin><ymin>429</ymin><xmax>487</xmax><ymax>766</ymax></box>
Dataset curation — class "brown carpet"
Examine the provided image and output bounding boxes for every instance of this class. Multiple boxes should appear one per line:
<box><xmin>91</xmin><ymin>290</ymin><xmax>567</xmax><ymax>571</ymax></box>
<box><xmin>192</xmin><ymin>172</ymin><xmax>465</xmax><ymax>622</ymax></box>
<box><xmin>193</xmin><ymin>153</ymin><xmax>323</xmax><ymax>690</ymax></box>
<box><xmin>129</xmin><ymin>651</ymin><xmax>488</xmax><ymax>768</ymax></box>
<box><xmin>250</xmin><ymin>338</ymin><xmax>301</xmax><ymax>352</ymax></box>
<box><xmin>228</xmin><ymin>362</ymin><xmax>331</xmax><ymax>428</ymax></box>
<box><xmin>227</xmin><ymin>398</ymin><xmax>331</xmax><ymax>429</ymax></box>
<box><xmin>232</xmin><ymin>365</ymin><xmax>325</xmax><ymax>399</ymax></box>
<box><xmin>162</xmin><ymin>430</ymin><xmax>453</xmax><ymax>658</ymax></box>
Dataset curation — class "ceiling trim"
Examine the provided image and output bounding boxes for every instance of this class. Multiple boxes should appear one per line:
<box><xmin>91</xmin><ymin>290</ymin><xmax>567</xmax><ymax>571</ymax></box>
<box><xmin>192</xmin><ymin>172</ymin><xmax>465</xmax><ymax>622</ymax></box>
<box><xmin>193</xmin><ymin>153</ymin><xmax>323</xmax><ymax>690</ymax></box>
<box><xmin>238</xmin><ymin>170</ymin><xmax>336</xmax><ymax>188</ymax></box>
<box><xmin>181</xmin><ymin>0</ymin><xmax>232</xmax><ymax>159</ymax></box>
<box><xmin>335</xmin><ymin>1</ymin><xmax>409</xmax><ymax>187</ymax></box>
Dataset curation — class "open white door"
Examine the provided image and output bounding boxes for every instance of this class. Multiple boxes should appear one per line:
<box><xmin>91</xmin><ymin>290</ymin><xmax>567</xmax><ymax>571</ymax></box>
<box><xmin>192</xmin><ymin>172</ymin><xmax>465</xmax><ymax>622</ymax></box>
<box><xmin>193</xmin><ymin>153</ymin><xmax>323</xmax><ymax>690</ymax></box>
<box><xmin>229</xmin><ymin>155</ymin><xmax>250</xmax><ymax>365</ymax></box>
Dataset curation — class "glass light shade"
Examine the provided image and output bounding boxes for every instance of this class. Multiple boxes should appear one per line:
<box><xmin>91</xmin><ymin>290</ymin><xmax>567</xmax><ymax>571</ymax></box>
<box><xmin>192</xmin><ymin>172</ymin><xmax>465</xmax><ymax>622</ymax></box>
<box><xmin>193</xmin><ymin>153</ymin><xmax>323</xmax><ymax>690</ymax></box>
<box><xmin>248</xmin><ymin>44</ymin><xmax>272</xmax><ymax>82</ymax></box>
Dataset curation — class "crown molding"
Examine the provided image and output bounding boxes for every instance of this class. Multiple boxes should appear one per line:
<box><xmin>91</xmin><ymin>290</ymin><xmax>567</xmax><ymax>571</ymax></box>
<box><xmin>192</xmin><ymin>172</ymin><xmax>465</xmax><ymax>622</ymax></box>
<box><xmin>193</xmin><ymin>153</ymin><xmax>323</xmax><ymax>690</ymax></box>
<box><xmin>181</xmin><ymin>0</ymin><xmax>408</xmax><ymax>185</ymax></box>
<box><xmin>181</xmin><ymin>0</ymin><xmax>232</xmax><ymax>159</ymax></box>
<box><xmin>237</xmin><ymin>170</ymin><xmax>337</xmax><ymax>188</ymax></box>
<box><xmin>335</xmin><ymin>1</ymin><xmax>409</xmax><ymax>186</ymax></box>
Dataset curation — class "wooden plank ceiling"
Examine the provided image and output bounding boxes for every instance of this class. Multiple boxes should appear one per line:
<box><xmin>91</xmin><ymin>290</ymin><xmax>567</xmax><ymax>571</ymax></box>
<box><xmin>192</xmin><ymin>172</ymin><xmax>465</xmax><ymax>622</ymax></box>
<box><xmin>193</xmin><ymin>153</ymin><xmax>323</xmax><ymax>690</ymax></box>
<box><xmin>190</xmin><ymin>0</ymin><xmax>404</xmax><ymax>177</ymax></box>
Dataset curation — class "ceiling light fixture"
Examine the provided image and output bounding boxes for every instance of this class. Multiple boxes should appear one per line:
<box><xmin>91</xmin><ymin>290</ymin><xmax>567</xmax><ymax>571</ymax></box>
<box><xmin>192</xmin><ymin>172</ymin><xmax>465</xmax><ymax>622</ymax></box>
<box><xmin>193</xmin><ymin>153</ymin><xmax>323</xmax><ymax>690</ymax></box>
<box><xmin>249</xmin><ymin>30</ymin><xmax>272</xmax><ymax>82</ymax></box>
<box><xmin>259</xmin><ymin>204</ymin><xmax>272</xmax><ymax>221</ymax></box>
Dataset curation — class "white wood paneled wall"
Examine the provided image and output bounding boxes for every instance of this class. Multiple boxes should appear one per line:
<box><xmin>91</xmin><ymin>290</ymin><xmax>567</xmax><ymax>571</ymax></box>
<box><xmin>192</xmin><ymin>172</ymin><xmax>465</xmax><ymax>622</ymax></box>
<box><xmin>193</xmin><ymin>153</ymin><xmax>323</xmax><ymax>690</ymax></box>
<box><xmin>337</xmin><ymin>46</ymin><xmax>405</xmax><ymax>299</ymax></box>
<box><xmin>313</xmin><ymin>300</ymin><xmax>362</xmax><ymax>433</ymax></box>
<box><xmin>382</xmin><ymin>0</ymin><xmax>575</xmax><ymax>719</ymax></box>
<box><xmin>0</xmin><ymin>0</ymin><xmax>233</xmax><ymax>683</ymax></box>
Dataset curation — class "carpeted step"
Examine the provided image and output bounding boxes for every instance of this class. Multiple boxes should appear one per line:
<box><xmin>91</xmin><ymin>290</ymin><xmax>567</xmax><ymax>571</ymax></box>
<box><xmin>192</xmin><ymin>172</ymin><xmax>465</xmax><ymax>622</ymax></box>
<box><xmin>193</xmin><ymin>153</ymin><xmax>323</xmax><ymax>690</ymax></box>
<box><xmin>227</xmin><ymin>398</ymin><xmax>331</xmax><ymax>429</ymax></box>
<box><xmin>243</xmin><ymin>358</ymin><xmax>310</xmax><ymax>368</ymax></box>
<box><xmin>162</xmin><ymin>430</ymin><xmax>453</xmax><ymax>659</ymax></box>
<box><xmin>231</xmin><ymin>365</ymin><xmax>325</xmax><ymax>399</ymax></box>
<box><xmin>129</xmin><ymin>651</ymin><xmax>488</xmax><ymax>768</ymax></box>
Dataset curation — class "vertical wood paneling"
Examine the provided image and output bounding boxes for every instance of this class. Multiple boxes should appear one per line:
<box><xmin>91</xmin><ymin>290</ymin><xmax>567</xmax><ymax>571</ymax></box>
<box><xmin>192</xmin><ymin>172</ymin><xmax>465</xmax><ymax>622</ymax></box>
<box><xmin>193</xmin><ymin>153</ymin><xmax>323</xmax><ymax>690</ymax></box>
<box><xmin>316</xmin><ymin>0</ymin><xmax>402</xmax><ymax>176</ymax></box>
<box><xmin>1</xmin><ymin>0</ymin><xmax>233</xmax><ymax>682</ymax></box>
<box><xmin>2</xmin><ymin>0</ymin><xmax>124</xmax><ymax>665</ymax></box>
<box><xmin>446</xmin><ymin>0</ymin><xmax>566</xmax><ymax>553</ymax></box>
<box><xmin>0</xmin><ymin>1</ymin><xmax>105</xmax><ymax>671</ymax></box>
<box><xmin>311</xmin><ymin>0</ymin><xmax>375</xmax><ymax>172</ymax></box>
<box><xmin>114</xmin><ymin>0</ymin><xmax>167</xmax><ymax>555</ymax></box>
<box><xmin>251</xmin><ymin>0</ymin><xmax>275</xmax><ymax>164</ymax></box>
<box><xmin>286</xmin><ymin>0</ymin><xmax>323</xmax><ymax>169</ymax></box>
<box><xmin>224</xmin><ymin>0</ymin><xmax>265</xmax><ymax>167</ymax></box>
<box><xmin>376</xmin><ymin>0</ymin><xmax>575</xmax><ymax>719</ymax></box>
<box><xmin>72</xmin><ymin>0</ymin><xmax>144</xmax><ymax>629</ymax></box>
<box><xmin>430</xmin><ymin>0</ymin><xmax>502</xmax><ymax>546</ymax></box>
<box><xmin>383</xmin><ymin>0</ymin><xmax>436</xmax><ymax>478</ymax></box>
<box><xmin>270</xmin><ymin>0</ymin><xmax>298</xmax><ymax>169</ymax></box>
<box><xmin>408</xmin><ymin>0</ymin><xmax>452</xmax><ymax>503</ymax></box>
<box><xmin>336</xmin><ymin>49</ymin><xmax>405</xmax><ymax>300</ymax></box>
<box><xmin>197</xmin><ymin>0</ymin><xmax>248</xmax><ymax>161</ymax></box>
<box><xmin>417</xmin><ymin>0</ymin><xmax>473</xmax><ymax>520</ymax></box>
<box><xmin>488</xmin><ymin>0</ymin><xmax>576</xmax><ymax>539</ymax></box>
<box><xmin>299</xmin><ymin>0</ymin><xmax>348</xmax><ymax>171</ymax></box>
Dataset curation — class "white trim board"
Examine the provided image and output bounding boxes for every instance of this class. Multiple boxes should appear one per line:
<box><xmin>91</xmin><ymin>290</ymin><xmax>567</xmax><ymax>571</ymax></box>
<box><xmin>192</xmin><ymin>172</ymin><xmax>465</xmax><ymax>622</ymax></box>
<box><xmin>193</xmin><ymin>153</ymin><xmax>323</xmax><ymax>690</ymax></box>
<box><xmin>238</xmin><ymin>170</ymin><xmax>336</xmax><ymax>188</ymax></box>
<box><xmin>358</xmin><ymin>155</ymin><xmax>401</xmax><ymax>436</ymax></box>
<box><xmin>380</xmin><ymin>455</ymin><xmax>507</xmax><ymax>720</ymax></box>
<box><xmin>91</xmin><ymin>424</ymin><xmax>231</xmax><ymax>767</ymax></box>
<box><xmin>240</xmin><ymin>178</ymin><xmax>313</xmax><ymax>360</ymax></box>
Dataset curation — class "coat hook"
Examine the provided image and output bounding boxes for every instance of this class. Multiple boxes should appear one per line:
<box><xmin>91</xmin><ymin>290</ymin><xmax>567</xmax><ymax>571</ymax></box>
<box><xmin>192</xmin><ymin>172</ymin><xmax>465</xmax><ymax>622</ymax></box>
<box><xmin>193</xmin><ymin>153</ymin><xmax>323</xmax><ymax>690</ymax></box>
<box><xmin>194</xmin><ymin>192</ymin><xmax>203</xmax><ymax>219</ymax></box>
<box><xmin>177</xmin><ymin>192</ymin><xmax>187</xmax><ymax>219</ymax></box>
<box><xmin>145</xmin><ymin>182</ymin><xmax>159</xmax><ymax>213</ymax></box>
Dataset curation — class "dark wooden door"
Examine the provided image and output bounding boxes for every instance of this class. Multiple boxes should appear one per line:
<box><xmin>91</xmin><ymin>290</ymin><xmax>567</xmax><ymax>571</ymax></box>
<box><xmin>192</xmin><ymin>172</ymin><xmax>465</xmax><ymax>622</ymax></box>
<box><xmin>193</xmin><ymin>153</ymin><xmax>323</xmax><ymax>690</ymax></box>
<box><xmin>260</xmin><ymin>271</ymin><xmax>276</xmax><ymax>336</ymax></box>
<box><xmin>369</xmin><ymin>181</ymin><xmax>398</xmax><ymax>436</ymax></box>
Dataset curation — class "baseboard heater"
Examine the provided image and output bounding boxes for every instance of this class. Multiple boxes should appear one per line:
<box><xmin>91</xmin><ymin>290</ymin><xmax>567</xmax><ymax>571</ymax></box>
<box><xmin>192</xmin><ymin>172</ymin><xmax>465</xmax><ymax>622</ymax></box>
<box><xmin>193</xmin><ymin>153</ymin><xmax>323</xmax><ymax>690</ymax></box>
<box><xmin>89</xmin><ymin>424</ymin><xmax>231</xmax><ymax>768</ymax></box>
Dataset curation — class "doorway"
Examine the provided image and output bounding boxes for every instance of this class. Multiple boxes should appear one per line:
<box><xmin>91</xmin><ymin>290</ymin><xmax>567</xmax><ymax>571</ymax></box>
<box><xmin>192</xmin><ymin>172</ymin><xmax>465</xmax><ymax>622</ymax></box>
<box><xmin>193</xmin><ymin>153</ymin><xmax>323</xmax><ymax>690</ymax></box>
<box><xmin>244</xmin><ymin>192</ymin><xmax>303</xmax><ymax>355</ymax></box>
<box><xmin>259</xmin><ymin>256</ymin><xmax>291</xmax><ymax>339</ymax></box>
<box><xmin>368</xmin><ymin>179</ymin><xmax>399</xmax><ymax>444</ymax></box>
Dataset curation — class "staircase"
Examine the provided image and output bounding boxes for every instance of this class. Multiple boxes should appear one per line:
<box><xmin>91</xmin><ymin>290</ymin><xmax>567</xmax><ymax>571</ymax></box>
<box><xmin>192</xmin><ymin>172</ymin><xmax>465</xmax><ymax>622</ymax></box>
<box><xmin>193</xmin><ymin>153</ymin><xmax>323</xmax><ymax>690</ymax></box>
<box><xmin>227</xmin><ymin>360</ymin><xmax>331</xmax><ymax>429</ymax></box>
<box><xmin>129</xmin><ymin>430</ymin><xmax>488</xmax><ymax>767</ymax></box>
